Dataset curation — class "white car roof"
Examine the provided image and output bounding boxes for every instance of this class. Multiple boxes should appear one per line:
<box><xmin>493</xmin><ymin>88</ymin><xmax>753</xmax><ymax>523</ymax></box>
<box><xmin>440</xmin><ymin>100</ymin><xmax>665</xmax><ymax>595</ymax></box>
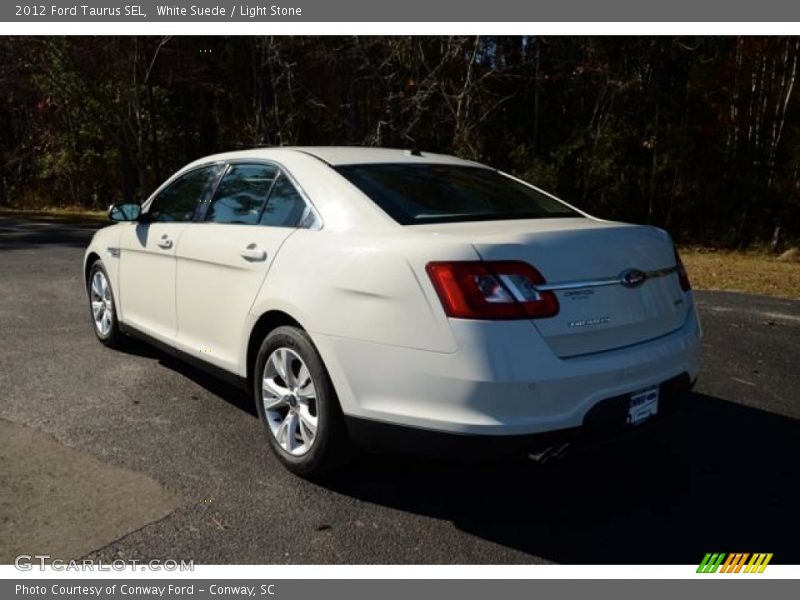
<box><xmin>191</xmin><ymin>146</ymin><xmax>488</xmax><ymax>168</ymax></box>
<box><xmin>293</xmin><ymin>146</ymin><xmax>487</xmax><ymax>167</ymax></box>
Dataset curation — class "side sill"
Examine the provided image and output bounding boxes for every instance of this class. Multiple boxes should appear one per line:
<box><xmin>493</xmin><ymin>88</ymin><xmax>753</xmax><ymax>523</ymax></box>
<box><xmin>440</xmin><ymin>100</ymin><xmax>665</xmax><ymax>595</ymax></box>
<box><xmin>119</xmin><ymin>322</ymin><xmax>249</xmax><ymax>393</ymax></box>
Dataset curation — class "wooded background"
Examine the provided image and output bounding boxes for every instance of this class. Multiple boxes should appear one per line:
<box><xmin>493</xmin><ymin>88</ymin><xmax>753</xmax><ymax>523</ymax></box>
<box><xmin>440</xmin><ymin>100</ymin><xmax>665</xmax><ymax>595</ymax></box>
<box><xmin>1</xmin><ymin>36</ymin><xmax>799</xmax><ymax>246</ymax></box>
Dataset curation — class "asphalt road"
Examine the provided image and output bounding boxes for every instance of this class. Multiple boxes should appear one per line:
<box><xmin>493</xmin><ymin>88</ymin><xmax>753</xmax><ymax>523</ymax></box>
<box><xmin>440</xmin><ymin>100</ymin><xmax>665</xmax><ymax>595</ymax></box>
<box><xmin>1</xmin><ymin>215</ymin><xmax>799</xmax><ymax>565</ymax></box>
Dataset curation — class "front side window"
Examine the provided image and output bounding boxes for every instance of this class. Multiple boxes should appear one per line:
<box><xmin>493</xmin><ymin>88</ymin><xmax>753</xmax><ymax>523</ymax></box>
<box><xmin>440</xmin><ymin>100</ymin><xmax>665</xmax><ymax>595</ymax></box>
<box><xmin>206</xmin><ymin>164</ymin><xmax>279</xmax><ymax>225</ymax></box>
<box><xmin>147</xmin><ymin>166</ymin><xmax>218</xmax><ymax>223</ymax></box>
<box><xmin>334</xmin><ymin>164</ymin><xmax>579</xmax><ymax>225</ymax></box>
<box><xmin>259</xmin><ymin>174</ymin><xmax>308</xmax><ymax>227</ymax></box>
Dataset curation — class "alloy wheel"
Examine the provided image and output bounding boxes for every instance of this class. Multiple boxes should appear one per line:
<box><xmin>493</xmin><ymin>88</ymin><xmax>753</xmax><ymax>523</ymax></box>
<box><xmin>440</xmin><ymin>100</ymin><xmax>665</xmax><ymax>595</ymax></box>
<box><xmin>90</xmin><ymin>270</ymin><xmax>114</xmax><ymax>337</ymax></box>
<box><xmin>262</xmin><ymin>347</ymin><xmax>318</xmax><ymax>456</ymax></box>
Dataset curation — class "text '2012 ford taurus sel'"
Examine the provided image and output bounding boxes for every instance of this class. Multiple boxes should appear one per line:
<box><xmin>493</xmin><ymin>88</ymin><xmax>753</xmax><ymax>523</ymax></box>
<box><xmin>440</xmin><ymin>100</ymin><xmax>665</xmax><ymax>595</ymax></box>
<box><xmin>84</xmin><ymin>147</ymin><xmax>700</xmax><ymax>477</ymax></box>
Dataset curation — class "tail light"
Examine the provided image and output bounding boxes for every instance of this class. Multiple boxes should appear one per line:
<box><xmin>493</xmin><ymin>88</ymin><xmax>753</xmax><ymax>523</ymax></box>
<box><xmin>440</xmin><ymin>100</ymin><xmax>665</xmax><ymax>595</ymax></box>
<box><xmin>426</xmin><ymin>261</ymin><xmax>559</xmax><ymax>320</ymax></box>
<box><xmin>674</xmin><ymin>247</ymin><xmax>691</xmax><ymax>291</ymax></box>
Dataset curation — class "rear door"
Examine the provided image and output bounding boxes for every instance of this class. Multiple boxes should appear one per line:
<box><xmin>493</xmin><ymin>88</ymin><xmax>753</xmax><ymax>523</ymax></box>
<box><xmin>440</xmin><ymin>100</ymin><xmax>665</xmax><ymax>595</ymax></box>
<box><xmin>173</xmin><ymin>162</ymin><xmax>312</xmax><ymax>374</ymax></box>
<box><xmin>118</xmin><ymin>165</ymin><xmax>220</xmax><ymax>343</ymax></box>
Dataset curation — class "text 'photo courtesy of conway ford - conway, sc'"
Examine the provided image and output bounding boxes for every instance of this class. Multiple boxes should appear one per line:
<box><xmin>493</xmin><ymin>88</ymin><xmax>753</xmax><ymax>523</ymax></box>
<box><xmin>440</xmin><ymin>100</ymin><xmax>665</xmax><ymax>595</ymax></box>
<box><xmin>85</xmin><ymin>146</ymin><xmax>700</xmax><ymax>478</ymax></box>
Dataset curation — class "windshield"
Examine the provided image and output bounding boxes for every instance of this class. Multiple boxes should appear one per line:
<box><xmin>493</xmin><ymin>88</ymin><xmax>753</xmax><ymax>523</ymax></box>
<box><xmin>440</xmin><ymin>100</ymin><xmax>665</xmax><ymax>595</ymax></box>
<box><xmin>334</xmin><ymin>163</ymin><xmax>580</xmax><ymax>225</ymax></box>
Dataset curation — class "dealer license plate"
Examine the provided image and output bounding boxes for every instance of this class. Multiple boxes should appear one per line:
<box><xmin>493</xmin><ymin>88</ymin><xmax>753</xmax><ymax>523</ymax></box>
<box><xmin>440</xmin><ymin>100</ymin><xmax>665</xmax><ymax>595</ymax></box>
<box><xmin>628</xmin><ymin>386</ymin><xmax>659</xmax><ymax>426</ymax></box>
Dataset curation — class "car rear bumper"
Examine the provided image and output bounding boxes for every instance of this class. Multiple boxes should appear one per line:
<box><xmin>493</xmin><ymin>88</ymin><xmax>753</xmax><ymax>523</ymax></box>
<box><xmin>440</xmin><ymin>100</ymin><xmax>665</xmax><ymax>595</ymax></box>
<box><xmin>344</xmin><ymin>372</ymin><xmax>693</xmax><ymax>458</ymax></box>
<box><xmin>312</xmin><ymin>301</ymin><xmax>701</xmax><ymax>438</ymax></box>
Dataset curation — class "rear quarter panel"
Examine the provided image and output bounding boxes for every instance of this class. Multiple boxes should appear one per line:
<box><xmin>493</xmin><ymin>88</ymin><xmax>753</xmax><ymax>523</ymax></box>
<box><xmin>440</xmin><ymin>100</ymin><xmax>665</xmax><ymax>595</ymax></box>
<box><xmin>248</xmin><ymin>229</ymin><xmax>476</xmax><ymax>354</ymax></box>
<box><xmin>246</xmin><ymin>229</ymin><xmax>482</xmax><ymax>415</ymax></box>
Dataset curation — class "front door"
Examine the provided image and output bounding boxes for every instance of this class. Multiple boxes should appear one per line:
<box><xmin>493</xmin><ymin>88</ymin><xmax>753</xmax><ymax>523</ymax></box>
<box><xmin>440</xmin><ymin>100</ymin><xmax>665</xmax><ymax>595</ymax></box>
<box><xmin>118</xmin><ymin>165</ymin><xmax>220</xmax><ymax>343</ymax></box>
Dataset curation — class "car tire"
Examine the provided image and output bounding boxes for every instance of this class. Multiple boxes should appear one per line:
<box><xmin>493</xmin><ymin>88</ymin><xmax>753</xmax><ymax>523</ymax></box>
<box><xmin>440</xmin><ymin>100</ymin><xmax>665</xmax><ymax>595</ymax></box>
<box><xmin>87</xmin><ymin>259</ymin><xmax>125</xmax><ymax>348</ymax></box>
<box><xmin>254</xmin><ymin>325</ymin><xmax>354</xmax><ymax>478</ymax></box>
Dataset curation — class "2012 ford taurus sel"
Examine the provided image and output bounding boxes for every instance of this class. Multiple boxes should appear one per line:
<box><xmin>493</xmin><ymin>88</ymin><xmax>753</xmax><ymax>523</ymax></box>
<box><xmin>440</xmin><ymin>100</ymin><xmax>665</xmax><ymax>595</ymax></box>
<box><xmin>84</xmin><ymin>147</ymin><xmax>700</xmax><ymax>477</ymax></box>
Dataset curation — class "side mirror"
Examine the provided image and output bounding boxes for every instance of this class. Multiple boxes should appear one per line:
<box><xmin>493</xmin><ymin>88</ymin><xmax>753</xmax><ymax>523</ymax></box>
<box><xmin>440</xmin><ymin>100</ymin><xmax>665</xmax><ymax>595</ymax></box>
<box><xmin>108</xmin><ymin>203</ymin><xmax>141</xmax><ymax>222</ymax></box>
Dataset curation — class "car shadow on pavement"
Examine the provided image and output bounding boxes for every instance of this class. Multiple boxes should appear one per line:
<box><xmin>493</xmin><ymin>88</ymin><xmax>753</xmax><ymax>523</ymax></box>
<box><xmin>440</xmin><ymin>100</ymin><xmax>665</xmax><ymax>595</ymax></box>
<box><xmin>115</xmin><ymin>337</ymin><xmax>257</xmax><ymax>417</ymax></box>
<box><xmin>320</xmin><ymin>392</ymin><xmax>800</xmax><ymax>564</ymax></box>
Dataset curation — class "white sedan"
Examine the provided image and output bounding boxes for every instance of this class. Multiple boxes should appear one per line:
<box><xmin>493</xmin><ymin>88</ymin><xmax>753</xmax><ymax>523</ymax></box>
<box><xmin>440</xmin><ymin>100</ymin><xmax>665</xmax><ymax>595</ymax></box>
<box><xmin>84</xmin><ymin>147</ymin><xmax>701</xmax><ymax>477</ymax></box>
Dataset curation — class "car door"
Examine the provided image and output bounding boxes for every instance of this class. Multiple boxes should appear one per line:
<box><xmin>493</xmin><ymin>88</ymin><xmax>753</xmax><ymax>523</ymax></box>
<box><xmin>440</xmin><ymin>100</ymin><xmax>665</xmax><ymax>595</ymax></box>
<box><xmin>118</xmin><ymin>165</ymin><xmax>221</xmax><ymax>343</ymax></box>
<box><xmin>174</xmin><ymin>162</ymin><xmax>314</xmax><ymax>374</ymax></box>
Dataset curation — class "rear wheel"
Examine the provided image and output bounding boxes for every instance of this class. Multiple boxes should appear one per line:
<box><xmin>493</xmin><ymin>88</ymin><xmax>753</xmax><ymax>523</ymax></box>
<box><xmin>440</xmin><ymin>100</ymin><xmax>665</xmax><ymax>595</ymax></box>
<box><xmin>87</xmin><ymin>260</ymin><xmax>125</xmax><ymax>348</ymax></box>
<box><xmin>254</xmin><ymin>326</ymin><xmax>353</xmax><ymax>478</ymax></box>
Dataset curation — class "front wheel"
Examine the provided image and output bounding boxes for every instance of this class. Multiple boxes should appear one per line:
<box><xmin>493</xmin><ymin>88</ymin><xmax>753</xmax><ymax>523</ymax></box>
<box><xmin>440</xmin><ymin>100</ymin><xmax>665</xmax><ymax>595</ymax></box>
<box><xmin>254</xmin><ymin>326</ymin><xmax>353</xmax><ymax>478</ymax></box>
<box><xmin>87</xmin><ymin>260</ymin><xmax>125</xmax><ymax>348</ymax></box>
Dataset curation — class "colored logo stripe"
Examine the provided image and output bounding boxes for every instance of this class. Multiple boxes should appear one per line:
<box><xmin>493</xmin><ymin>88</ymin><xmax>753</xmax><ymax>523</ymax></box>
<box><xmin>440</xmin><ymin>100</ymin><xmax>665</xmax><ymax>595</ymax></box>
<box><xmin>697</xmin><ymin>553</ymin><xmax>773</xmax><ymax>573</ymax></box>
<box><xmin>744</xmin><ymin>553</ymin><xmax>773</xmax><ymax>573</ymax></box>
<box><xmin>720</xmin><ymin>553</ymin><xmax>749</xmax><ymax>573</ymax></box>
<box><xmin>697</xmin><ymin>553</ymin><xmax>726</xmax><ymax>573</ymax></box>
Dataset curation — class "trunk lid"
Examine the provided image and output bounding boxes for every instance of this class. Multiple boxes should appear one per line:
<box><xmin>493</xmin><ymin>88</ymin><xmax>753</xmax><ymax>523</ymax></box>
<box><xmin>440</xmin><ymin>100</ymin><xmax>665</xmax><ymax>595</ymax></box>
<box><xmin>413</xmin><ymin>218</ymin><xmax>690</xmax><ymax>357</ymax></box>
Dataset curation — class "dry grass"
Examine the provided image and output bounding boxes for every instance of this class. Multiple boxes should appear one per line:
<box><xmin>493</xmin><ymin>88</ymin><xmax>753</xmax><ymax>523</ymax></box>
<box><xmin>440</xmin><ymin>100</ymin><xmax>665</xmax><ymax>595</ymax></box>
<box><xmin>680</xmin><ymin>247</ymin><xmax>800</xmax><ymax>300</ymax></box>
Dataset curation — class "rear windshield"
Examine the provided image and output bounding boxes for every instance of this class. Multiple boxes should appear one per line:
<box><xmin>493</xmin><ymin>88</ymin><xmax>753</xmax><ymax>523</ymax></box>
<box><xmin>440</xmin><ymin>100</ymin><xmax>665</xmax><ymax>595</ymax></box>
<box><xmin>334</xmin><ymin>163</ymin><xmax>579</xmax><ymax>225</ymax></box>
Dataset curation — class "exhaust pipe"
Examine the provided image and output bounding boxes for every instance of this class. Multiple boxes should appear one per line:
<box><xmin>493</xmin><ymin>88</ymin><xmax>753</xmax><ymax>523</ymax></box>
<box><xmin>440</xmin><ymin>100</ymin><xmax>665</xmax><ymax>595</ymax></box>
<box><xmin>528</xmin><ymin>442</ymin><xmax>570</xmax><ymax>464</ymax></box>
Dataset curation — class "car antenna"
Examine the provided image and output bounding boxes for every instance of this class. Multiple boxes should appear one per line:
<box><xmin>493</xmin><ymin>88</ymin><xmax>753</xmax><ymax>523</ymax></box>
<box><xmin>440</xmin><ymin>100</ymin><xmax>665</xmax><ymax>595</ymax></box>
<box><xmin>402</xmin><ymin>132</ymin><xmax>422</xmax><ymax>156</ymax></box>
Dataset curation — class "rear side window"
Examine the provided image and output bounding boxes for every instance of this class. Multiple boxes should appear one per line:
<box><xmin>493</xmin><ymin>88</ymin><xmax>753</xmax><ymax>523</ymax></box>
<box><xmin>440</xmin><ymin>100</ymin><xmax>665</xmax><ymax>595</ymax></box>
<box><xmin>206</xmin><ymin>164</ymin><xmax>279</xmax><ymax>225</ymax></box>
<box><xmin>334</xmin><ymin>164</ymin><xmax>579</xmax><ymax>225</ymax></box>
<box><xmin>259</xmin><ymin>174</ymin><xmax>307</xmax><ymax>227</ymax></box>
<box><xmin>148</xmin><ymin>166</ymin><xmax>218</xmax><ymax>223</ymax></box>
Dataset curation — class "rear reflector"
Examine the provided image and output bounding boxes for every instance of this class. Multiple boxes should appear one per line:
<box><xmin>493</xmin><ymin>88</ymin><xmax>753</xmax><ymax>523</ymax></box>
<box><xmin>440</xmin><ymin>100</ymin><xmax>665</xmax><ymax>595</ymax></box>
<box><xmin>674</xmin><ymin>247</ymin><xmax>692</xmax><ymax>291</ymax></box>
<box><xmin>426</xmin><ymin>261</ymin><xmax>559</xmax><ymax>320</ymax></box>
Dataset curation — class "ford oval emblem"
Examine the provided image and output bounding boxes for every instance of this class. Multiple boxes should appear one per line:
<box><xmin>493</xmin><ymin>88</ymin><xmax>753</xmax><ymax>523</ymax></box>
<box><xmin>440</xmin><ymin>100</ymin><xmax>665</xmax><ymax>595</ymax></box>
<box><xmin>620</xmin><ymin>268</ymin><xmax>647</xmax><ymax>288</ymax></box>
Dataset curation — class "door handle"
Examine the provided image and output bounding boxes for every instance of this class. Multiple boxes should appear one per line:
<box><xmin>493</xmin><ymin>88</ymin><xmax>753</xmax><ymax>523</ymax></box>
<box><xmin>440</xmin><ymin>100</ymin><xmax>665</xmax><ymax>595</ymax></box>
<box><xmin>240</xmin><ymin>243</ymin><xmax>267</xmax><ymax>262</ymax></box>
<box><xmin>157</xmin><ymin>234</ymin><xmax>173</xmax><ymax>250</ymax></box>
